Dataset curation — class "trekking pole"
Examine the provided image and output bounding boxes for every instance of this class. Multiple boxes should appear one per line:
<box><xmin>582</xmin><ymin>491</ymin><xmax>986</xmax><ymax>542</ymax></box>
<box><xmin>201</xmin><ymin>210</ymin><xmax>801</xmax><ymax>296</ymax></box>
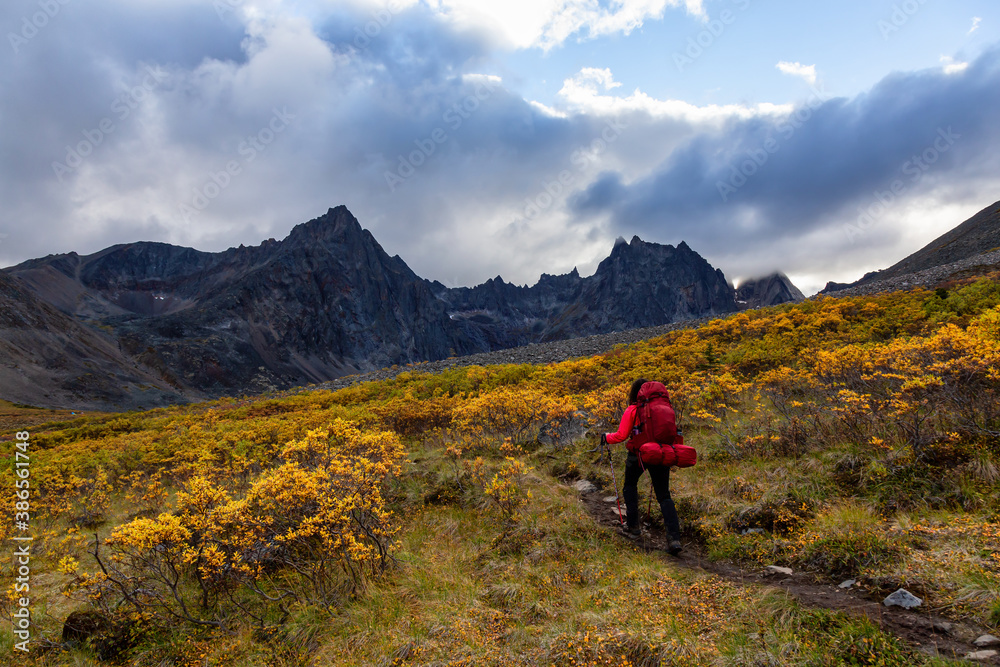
<box><xmin>603</xmin><ymin>435</ymin><xmax>625</xmax><ymax>527</ymax></box>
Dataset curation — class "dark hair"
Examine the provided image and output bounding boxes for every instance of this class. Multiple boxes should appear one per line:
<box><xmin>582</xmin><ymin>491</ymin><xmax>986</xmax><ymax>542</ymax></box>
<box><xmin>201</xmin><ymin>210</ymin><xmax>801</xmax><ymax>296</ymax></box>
<box><xmin>628</xmin><ymin>378</ymin><xmax>649</xmax><ymax>405</ymax></box>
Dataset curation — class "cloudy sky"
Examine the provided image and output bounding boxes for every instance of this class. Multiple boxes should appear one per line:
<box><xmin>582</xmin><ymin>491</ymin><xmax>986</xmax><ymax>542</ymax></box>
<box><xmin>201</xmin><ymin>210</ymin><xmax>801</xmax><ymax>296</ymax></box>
<box><xmin>1</xmin><ymin>0</ymin><xmax>998</xmax><ymax>295</ymax></box>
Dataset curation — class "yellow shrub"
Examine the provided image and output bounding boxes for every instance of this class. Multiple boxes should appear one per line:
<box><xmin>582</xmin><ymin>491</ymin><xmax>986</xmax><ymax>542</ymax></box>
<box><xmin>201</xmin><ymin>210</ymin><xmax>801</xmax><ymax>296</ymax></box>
<box><xmin>453</xmin><ymin>386</ymin><xmax>575</xmax><ymax>450</ymax></box>
<box><xmin>370</xmin><ymin>392</ymin><xmax>456</xmax><ymax>437</ymax></box>
<box><xmin>469</xmin><ymin>457</ymin><xmax>532</xmax><ymax>523</ymax></box>
<box><xmin>87</xmin><ymin>421</ymin><xmax>406</xmax><ymax>628</ymax></box>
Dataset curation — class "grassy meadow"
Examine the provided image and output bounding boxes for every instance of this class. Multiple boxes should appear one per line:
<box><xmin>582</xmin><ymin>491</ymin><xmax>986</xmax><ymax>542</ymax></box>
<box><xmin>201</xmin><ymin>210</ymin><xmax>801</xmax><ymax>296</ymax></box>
<box><xmin>3</xmin><ymin>275</ymin><xmax>1000</xmax><ymax>665</ymax></box>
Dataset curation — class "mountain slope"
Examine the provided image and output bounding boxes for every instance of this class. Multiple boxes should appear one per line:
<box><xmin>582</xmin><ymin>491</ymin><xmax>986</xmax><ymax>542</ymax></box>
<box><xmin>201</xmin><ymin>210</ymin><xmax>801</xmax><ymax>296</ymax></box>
<box><xmin>4</xmin><ymin>206</ymin><xmax>740</xmax><ymax>407</ymax></box>
<box><xmin>825</xmin><ymin>199</ymin><xmax>1000</xmax><ymax>292</ymax></box>
<box><xmin>0</xmin><ymin>271</ymin><xmax>189</xmax><ymax>409</ymax></box>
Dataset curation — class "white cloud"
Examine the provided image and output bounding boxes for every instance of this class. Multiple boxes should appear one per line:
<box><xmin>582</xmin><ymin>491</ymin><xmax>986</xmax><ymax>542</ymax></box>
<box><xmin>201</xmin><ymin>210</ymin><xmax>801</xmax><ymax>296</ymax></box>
<box><xmin>415</xmin><ymin>0</ymin><xmax>704</xmax><ymax>50</ymax></box>
<box><xmin>940</xmin><ymin>55</ymin><xmax>969</xmax><ymax>75</ymax></box>
<box><xmin>462</xmin><ymin>73</ymin><xmax>504</xmax><ymax>87</ymax></box>
<box><xmin>570</xmin><ymin>67</ymin><xmax>622</xmax><ymax>91</ymax></box>
<box><xmin>528</xmin><ymin>100</ymin><xmax>568</xmax><ymax>118</ymax></box>
<box><xmin>558</xmin><ymin>68</ymin><xmax>791</xmax><ymax>123</ymax></box>
<box><xmin>231</xmin><ymin>16</ymin><xmax>341</xmax><ymax>110</ymax></box>
<box><xmin>776</xmin><ymin>61</ymin><xmax>817</xmax><ymax>85</ymax></box>
<box><xmin>969</xmin><ymin>17</ymin><xmax>982</xmax><ymax>34</ymax></box>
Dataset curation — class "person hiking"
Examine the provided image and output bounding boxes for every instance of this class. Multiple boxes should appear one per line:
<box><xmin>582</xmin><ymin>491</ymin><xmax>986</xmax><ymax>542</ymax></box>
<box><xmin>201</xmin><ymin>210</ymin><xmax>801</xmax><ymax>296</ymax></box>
<box><xmin>602</xmin><ymin>378</ymin><xmax>683</xmax><ymax>556</ymax></box>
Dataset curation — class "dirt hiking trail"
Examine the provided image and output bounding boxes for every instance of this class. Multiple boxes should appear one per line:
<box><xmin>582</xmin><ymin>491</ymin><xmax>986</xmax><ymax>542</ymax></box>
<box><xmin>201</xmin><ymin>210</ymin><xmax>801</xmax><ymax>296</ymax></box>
<box><xmin>578</xmin><ymin>486</ymin><xmax>1000</xmax><ymax>664</ymax></box>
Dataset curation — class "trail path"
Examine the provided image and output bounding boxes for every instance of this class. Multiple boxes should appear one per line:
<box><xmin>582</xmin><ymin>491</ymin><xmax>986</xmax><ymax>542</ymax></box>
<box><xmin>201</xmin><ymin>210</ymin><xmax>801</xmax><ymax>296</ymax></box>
<box><xmin>577</xmin><ymin>486</ymin><xmax>1000</xmax><ymax>664</ymax></box>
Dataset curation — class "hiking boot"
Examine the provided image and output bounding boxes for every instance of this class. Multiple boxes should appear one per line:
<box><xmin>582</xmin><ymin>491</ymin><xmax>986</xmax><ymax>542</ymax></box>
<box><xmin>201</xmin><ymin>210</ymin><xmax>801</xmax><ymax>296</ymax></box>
<box><xmin>618</xmin><ymin>524</ymin><xmax>641</xmax><ymax>539</ymax></box>
<box><xmin>667</xmin><ymin>539</ymin><xmax>683</xmax><ymax>556</ymax></box>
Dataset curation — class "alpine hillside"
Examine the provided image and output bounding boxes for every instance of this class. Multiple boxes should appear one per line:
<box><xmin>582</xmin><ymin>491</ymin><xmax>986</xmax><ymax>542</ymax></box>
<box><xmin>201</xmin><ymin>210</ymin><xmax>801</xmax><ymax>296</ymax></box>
<box><xmin>825</xmin><ymin>198</ymin><xmax>1000</xmax><ymax>292</ymax></box>
<box><xmin>1</xmin><ymin>206</ymin><xmax>757</xmax><ymax>409</ymax></box>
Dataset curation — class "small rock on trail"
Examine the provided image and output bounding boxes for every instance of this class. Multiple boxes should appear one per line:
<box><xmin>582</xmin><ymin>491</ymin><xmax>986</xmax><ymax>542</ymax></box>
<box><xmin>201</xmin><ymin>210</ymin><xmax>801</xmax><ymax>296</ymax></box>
<box><xmin>883</xmin><ymin>588</ymin><xmax>922</xmax><ymax>609</ymax></box>
<box><xmin>967</xmin><ymin>650</ymin><xmax>999</xmax><ymax>662</ymax></box>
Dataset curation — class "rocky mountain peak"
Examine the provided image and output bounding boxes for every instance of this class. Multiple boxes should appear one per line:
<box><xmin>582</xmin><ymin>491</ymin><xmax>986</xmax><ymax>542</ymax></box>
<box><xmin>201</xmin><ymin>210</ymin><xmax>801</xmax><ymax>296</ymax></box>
<box><xmin>537</xmin><ymin>267</ymin><xmax>580</xmax><ymax>281</ymax></box>
<box><xmin>605</xmin><ymin>235</ymin><xmax>697</xmax><ymax>261</ymax></box>
<box><xmin>598</xmin><ymin>235</ymin><xmax>693</xmax><ymax>277</ymax></box>
<box><xmin>736</xmin><ymin>273</ymin><xmax>806</xmax><ymax>309</ymax></box>
<box><xmin>285</xmin><ymin>206</ymin><xmax>366</xmax><ymax>246</ymax></box>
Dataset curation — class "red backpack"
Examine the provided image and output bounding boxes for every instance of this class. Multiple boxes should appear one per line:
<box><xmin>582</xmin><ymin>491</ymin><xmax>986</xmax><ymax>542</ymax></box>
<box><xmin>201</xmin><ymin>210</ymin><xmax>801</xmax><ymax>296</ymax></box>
<box><xmin>630</xmin><ymin>382</ymin><xmax>697</xmax><ymax>468</ymax></box>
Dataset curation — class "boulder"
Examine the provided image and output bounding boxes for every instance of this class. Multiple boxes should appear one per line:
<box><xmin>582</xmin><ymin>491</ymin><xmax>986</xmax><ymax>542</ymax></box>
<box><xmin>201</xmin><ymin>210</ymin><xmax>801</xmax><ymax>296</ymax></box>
<box><xmin>883</xmin><ymin>588</ymin><xmax>922</xmax><ymax>609</ymax></box>
<box><xmin>966</xmin><ymin>650</ymin><xmax>999</xmax><ymax>661</ymax></box>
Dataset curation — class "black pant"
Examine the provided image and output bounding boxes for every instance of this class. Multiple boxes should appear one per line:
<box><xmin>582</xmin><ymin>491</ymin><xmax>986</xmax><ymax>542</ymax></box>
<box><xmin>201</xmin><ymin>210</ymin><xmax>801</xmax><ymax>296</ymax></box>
<box><xmin>623</xmin><ymin>451</ymin><xmax>681</xmax><ymax>540</ymax></box>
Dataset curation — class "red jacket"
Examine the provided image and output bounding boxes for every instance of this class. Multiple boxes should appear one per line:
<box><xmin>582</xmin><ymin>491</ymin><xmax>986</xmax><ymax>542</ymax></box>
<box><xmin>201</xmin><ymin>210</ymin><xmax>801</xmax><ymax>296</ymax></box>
<box><xmin>605</xmin><ymin>405</ymin><xmax>638</xmax><ymax>446</ymax></box>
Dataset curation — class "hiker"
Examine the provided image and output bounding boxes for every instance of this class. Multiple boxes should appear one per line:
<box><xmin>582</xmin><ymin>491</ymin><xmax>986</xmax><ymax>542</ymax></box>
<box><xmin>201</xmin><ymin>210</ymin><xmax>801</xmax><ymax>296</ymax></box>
<box><xmin>602</xmin><ymin>378</ymin><xmax>683</xmax><ymax>555</ymax></box>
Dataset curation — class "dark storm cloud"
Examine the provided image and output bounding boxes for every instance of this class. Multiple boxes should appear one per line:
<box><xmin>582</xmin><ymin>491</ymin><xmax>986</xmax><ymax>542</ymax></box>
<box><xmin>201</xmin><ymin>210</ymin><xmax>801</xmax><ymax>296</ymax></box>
<box><xmin>0</xmin><ymin>0</ymin><xmax>607</xmax><ymax>284</ymax></box>
<box><xmin>318</xmin><ymin>3</ymin><xmax>491</xmax><ymax>85</ymax></box>
<box><xmin>2</xmin><ymin>0</ymin><xmax>999</xmax><ymax>295</ymax></box>
<box><xmin>0</xmin><ymin>0</ymin><xmax>246</xmax><ymax>243</ymax></box>
<box><xmin>1</xmin><ymin>0</ymin><xmax>245</xmax><ymax>66</ymax></box>
<box><xmin>571</xmin><ymin>47</ymin><xmax>1000</xmax><ymax>270</ymax></box>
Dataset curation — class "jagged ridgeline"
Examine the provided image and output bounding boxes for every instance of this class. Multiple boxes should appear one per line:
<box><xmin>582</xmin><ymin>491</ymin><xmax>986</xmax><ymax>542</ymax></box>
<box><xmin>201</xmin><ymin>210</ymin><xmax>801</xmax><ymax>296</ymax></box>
<box><xmin>2</xmin><ymin>207</ymin><xmax>756</xmax><ymax>409</ymax></box>
<box><xmin>5</xmin><ymin>275</ymin><xmax>1000</xmax><ymax>664</ymax></box>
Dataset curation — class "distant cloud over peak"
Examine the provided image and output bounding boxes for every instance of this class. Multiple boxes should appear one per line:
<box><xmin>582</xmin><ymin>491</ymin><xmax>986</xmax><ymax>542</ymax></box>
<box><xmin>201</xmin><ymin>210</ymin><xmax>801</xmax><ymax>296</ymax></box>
<box><xmin>570</xmin><ymin>47</ymin><xmax>1000</xmax><ymax>294</ymax></box>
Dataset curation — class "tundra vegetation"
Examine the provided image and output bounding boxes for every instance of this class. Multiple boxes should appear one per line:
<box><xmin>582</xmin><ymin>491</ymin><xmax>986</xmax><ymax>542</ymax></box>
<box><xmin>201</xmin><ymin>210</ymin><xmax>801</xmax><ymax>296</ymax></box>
<box><xmin>2</xmin><ymin>275</ymin><xmax>1000</xmax><ymax>665</ymax></box>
